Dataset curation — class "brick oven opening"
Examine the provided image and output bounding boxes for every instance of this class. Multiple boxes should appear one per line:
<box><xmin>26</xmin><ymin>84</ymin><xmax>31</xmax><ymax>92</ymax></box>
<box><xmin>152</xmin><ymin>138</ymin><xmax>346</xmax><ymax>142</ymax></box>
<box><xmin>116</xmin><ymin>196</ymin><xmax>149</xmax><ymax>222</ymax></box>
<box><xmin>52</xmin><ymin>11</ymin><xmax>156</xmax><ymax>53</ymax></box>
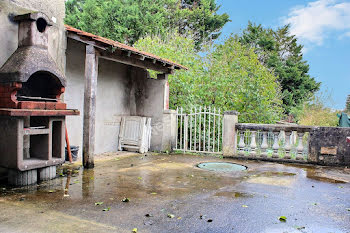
<box><xmin>17</xmin><ymin>71</ymin><xmax>63</xmax><ymax>102</ymax></box>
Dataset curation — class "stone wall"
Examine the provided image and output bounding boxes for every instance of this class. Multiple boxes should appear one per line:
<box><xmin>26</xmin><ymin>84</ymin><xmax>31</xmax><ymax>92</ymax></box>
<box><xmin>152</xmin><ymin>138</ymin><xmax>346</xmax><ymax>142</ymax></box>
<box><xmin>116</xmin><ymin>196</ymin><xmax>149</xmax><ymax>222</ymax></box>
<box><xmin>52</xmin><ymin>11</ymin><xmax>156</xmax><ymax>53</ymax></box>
<box><xmin>226</xmin><ymin>118</ymin><xmax>350</xmax><ymax>166</ymax></box>
<box><xmin>309</xmin><ymin>127</ymin><xmax>350</xmax><ymax>166</ymax></box>
<box><xmin>0</xmin><ymin>0</ymin><xmax>66</xmax><ymax>72</ymax></box>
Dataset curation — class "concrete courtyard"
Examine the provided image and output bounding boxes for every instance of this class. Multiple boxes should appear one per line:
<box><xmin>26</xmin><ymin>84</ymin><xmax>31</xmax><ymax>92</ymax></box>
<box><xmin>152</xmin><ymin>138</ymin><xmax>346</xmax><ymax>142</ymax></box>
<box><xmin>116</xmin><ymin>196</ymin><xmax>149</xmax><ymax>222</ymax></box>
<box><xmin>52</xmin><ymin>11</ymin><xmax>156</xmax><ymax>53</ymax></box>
<box><xmin>0</xmin><ymin>153</ymin><xmax>349</xmax><ymax>233</ymax></box>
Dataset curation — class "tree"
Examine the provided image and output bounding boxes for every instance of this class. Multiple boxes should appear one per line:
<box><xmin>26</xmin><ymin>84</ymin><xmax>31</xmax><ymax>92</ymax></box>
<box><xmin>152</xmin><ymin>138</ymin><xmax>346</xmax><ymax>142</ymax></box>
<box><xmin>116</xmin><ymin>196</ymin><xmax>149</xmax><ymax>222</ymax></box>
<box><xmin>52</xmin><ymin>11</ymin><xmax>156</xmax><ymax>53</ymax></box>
<box><xmin>135</xmin><ymin>33</ymin><xmax>283</xmax><ymax>123</ymax></box>
<box><xmin>65</xmin><ymin>0</ymin><xmax>229</xmax><ymax>46</ymax></box>
<box><xmin>346</xmin><ymin>94</ymin><xmax>350</xmax><ymax>113</ymax></box>
<box><xmin>135</xmin><ymin>32</ymin><xmax>205</xmax><ymax>108</ymax></box>
<box><xmin>238</xmin><ymin>22</ymin><xmax>320</xmax><ymax>116</ymax></box>
<box><xmin>299</xmin><ymin>92</ymin><xmax>339</xmax><ymax>127</ymax></box>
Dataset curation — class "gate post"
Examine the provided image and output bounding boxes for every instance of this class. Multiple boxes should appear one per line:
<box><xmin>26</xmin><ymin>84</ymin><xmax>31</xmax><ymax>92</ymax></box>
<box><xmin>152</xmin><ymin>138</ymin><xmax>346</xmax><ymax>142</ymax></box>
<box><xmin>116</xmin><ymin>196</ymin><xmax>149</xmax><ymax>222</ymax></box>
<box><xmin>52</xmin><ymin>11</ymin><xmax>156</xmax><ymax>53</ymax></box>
<box><xmin>222</xmin><ymin>111</ymin><xmax>239</xmax><ymax>156</ymax></box>
<box><xmin>161</xmin><ymin>109</ymin><xmax>177</xmax><ymax>152</ymax></box>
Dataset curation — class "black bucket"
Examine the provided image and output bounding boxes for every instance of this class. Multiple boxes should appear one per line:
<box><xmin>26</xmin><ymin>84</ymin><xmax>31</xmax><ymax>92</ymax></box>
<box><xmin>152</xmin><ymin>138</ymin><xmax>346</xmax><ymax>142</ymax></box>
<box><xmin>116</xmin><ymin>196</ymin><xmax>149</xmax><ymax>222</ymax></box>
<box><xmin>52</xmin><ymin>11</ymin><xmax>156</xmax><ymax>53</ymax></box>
<box><xmin>65</xmin><ymin>146</ymin><xmax>79</xmax><ymax>161</ymax></box>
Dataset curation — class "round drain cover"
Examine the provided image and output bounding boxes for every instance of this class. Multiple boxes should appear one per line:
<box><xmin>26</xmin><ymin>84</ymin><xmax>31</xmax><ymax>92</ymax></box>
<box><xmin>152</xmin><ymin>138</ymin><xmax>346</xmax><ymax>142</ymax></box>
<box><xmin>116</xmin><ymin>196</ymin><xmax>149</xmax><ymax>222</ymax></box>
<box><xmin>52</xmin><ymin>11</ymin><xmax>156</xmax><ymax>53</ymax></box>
<box><xmin>197</xmin><ymin>162</ymin><xmax>246</xmax><ymax>172</ymax></box>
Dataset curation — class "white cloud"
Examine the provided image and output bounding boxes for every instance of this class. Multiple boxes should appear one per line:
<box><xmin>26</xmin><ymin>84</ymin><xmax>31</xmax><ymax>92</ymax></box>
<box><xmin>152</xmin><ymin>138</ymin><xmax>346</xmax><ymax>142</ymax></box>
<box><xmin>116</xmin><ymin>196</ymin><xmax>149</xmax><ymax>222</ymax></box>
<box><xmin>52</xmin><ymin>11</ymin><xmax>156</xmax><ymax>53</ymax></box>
<box><xmin>283</xmin><ymin>0</ymin><xmax>350</xmax><ymax>46</ymax></box>
<box><xmin>343</xmin><ymin>31</ymin><xmax>350</xmax><ymax>37</ymax></box>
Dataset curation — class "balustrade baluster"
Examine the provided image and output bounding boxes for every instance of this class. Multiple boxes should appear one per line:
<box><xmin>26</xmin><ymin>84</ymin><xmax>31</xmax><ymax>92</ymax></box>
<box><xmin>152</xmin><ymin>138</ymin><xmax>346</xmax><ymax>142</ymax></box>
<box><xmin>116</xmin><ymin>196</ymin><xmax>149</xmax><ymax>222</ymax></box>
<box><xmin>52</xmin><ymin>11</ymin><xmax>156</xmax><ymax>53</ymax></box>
<box><xmin>296</xmin><ymin>132</ymin><xmax>304</xmax><ymax>160</ymax></box>
<box><xmin>272</xmin><ymin>131</ymin><xmax>280</xmax><ymax>158</ymax></box>
<box><xmin>238</xmin><ymin>131</ymin><xmax>245</xmax><ymax>155</ymax></box>
<box><xmin>260</xmin><ymin>132</ymin><xmax>268</xmax><ymax>157</ymax></box>
<box><xmin>250</xmin><ymin>131</ymin><xmax>257</xmax><ymax>156</ymax></box>
<box><xmin>284</xmin><ymin>131</ymin><xmax>292</xmax><ymax>159</ymax></box>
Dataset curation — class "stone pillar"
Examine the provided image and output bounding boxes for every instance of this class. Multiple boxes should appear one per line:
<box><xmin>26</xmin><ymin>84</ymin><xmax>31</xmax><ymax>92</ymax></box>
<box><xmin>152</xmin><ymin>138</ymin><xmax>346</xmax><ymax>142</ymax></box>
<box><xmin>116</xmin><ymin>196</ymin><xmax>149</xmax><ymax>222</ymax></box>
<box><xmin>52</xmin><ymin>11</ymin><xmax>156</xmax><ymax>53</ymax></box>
<box><xmin>222</xmin><ymin>111</ymin><xmax>239</xmax><ymax>157</ymax></box>
<box><xmin>156</xmin><ymin>73</ymin><xmax>169</xmax><ymax>110</ymax></box>
<box><xmin>161</xmin><ymin>109</ymin><xmax>177</xmax><ymax>152</ymax></box>
<box><xmin>8</xmin><ymin>169</ymin><xmax>37</xmax><ymax>186</ymax></box>
<box><xmin>83</xmin><ymin>45</ymin><xmax>98</xmax><ymax>168</ymax></box>
<box><xmin>39</xmin><ymin>166</ymin><xmax>57</xmax><ymax>181</ymax></box>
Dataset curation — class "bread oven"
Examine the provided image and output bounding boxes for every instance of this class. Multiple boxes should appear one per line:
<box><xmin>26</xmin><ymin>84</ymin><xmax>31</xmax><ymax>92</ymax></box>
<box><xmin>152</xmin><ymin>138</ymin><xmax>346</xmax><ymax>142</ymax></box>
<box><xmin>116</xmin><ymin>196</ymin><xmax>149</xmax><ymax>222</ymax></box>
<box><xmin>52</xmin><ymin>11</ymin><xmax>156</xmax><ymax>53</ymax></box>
<box><xmin>0</xmin><ymin>13</ymin><xmax>79</xmax><ymax>185</ymax></box>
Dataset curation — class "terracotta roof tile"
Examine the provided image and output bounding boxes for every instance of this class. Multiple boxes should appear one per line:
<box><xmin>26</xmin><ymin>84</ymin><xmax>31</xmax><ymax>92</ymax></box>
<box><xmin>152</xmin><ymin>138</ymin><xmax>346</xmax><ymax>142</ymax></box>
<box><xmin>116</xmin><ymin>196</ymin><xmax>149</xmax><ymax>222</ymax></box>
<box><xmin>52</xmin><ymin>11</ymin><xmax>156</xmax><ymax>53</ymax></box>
<box><xmin>65</xmin><ymin>25</ymin><xmax>188</xmax><ymax>70</ymax></box>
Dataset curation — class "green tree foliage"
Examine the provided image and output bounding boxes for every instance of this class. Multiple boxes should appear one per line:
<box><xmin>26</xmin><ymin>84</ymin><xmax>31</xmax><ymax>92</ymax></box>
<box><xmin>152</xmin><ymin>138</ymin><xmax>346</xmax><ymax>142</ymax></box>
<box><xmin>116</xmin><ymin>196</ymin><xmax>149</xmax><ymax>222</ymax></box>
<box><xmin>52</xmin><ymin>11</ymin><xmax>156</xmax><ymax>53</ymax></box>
<box><xmin>135</xmin><ymin>33</ymin><xmax>283</xmax><ymax>123</ymax></box>
<box><xmin>135</xmin><ymin>33</ymin><xmax>204</xmax><ymax>108</ymax></box>
<box><xmin>346</xmin><ymin>94</ymin><xmax>350</xmax><ymax>113</ymax></box>
<box><xmin>65</xmin><ymin>0</ymin><xmax>229</xmax><ymax>46</ymax></box>
<box><xmin>299</xmin><ymin>92</ymin><xmax>339</xmax><ymax>127</ymax></box>
<box><xmin>237</xmin><ymin>22</ymin><xmax>320</xmax><ymax>116</ymax></box>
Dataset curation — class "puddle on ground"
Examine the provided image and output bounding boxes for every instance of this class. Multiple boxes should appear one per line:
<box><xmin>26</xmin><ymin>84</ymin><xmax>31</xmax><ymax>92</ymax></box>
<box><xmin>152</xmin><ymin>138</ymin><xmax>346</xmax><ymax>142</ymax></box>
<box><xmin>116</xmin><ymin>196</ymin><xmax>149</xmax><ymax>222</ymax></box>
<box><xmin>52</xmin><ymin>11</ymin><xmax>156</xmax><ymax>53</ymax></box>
<box><xmin>258</xmin><ymin>171</ymin><xmax>296</xmax><ymax>177</ymax></box>
<box><xmin>247</xmin><ymin>177</ymin><xmax>295</xmax><ymax>187</ymax></box>
<box><xmin>305</xmin><ymin>168</ymin><xmax>347</xmax><ymax>184</ymax></box>
<box><xmin>214</xmin><ymin>191</ymin><xmax>253</xmax><ymax>198</ymax></box>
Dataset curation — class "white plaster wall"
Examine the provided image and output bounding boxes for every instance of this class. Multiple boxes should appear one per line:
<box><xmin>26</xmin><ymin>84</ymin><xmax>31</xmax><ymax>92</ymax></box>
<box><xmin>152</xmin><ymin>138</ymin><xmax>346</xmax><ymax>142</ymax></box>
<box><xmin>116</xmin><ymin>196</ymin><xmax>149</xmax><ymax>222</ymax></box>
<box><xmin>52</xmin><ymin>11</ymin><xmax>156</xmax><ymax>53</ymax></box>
<box><xmin>95</xmin><ymin>59</ymin><xmax>131</xmax><ymax>154</ymax></box>
<box><xmin>64</xmin><ymin>39</ymin><xmax>85</xmax><ymax>157</ymax></box>
<box><xmin>65</xmin><ymin>38</ymin><xmax>133</xmax><ymax>157</ymax></box>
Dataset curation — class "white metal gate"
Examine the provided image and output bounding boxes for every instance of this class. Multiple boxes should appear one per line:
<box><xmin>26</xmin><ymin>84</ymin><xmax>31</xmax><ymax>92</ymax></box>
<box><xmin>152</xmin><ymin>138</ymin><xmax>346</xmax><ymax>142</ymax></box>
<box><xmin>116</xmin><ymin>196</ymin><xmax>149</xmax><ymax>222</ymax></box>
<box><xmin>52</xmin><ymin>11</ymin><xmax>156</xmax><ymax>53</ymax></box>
<box><xmin>174</xmin><ymin>106</ymin><xmax>223</xmax><ymax>154</ymax></box>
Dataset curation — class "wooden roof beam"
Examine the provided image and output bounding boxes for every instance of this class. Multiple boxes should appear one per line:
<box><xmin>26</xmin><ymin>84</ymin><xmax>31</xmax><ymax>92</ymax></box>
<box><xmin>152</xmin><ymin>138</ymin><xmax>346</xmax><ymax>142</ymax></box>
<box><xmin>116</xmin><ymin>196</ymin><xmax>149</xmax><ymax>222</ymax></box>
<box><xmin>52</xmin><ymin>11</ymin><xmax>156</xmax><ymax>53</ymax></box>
<box><xmin>99</xmin><ymin>50</ymin><xmax>173</xmax><ymax>74</ymax></box>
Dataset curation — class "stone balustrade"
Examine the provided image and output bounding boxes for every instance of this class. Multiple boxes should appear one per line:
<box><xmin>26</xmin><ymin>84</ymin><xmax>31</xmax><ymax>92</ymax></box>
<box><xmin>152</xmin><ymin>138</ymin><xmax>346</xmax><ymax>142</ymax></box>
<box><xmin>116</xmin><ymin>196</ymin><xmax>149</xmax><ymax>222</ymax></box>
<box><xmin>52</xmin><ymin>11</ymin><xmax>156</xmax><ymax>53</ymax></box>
<box><xmin>235</xmin><ymin>123</ymin><xmax>314</xmax><ymax>161</ymax></box>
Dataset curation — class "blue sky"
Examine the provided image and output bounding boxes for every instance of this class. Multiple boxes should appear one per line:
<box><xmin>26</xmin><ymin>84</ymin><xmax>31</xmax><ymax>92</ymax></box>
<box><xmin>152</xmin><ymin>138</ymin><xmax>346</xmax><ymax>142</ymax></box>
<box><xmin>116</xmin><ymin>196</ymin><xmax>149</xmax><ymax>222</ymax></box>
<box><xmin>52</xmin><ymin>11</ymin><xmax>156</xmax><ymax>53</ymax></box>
<box><xmin>216</xmin><ymin>0</ymin><xmax>350</xmax><ymax>109</ymax></box>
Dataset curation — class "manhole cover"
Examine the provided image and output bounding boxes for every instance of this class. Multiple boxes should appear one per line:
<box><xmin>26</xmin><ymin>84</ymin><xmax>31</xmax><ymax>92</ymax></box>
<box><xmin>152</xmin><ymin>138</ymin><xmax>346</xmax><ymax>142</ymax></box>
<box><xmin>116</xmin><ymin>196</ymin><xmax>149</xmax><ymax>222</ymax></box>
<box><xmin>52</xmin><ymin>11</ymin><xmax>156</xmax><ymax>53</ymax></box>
<box><xmin>197</xmin><ymin>162</ymin><xmax>247</xmax><ymax>172</ymax></box>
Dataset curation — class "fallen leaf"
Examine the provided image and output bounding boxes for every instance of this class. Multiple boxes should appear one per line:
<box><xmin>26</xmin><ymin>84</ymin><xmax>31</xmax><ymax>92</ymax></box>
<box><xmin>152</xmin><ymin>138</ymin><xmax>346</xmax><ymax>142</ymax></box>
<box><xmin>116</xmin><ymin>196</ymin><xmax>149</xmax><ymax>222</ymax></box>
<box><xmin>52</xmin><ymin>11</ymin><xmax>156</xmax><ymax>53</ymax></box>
<box><xmin>137</xmin><ymin>177</ymin><xmax>142</xmax><ymax>180</ymax></box>
<box><xmin>167</xmin><ymin>214</ymin><xmax>175</xmax><ymax>218</ymax></box>
<box><xmin>48</xmin><ymin>190</ymin><xmax>55</xmax><ymax>193</ymax></box>
<box><xmin>312</xmin><ymin>203</ymin><xmax>318</xmax><ymax>206</ymax></box>
<box><xmin>346</xmin><ymin>208</ymin><xmax>350</xmax><ymax>211</ymax></box>
<box><xmin>242</xmin><ymin>205</ymin><xmax>248</xmax><ymax>208</ymax></box>
<box><xmin>132</xmin><ymin>228</ymin><xmax>138</xmax><ymax>233</ymax></box>
<box><xmin>64</xmin><ymin>194</ymin><xmax>70</xmax><ymax>197</ymax></box>
<box><xmin>177</xmin><ymin>217</ymin><xmax>182</xmax><ymax>220</ymax></box>
<box><xmin>95</xmin><ymin>202</ymin><xmax>104</xmax><ymax>206</ymax></box>
<box><xmin>338</xmin><ymin>186</ymin><xmax>344</xmax><ymax>189</ymax></box>
<box><xmin>122</xmin><ymin>197</ymin><xmax>130</xmax><ymax>202</ymax></box>
<box><xmin>150</xmin><ymin>192</ymin><xmax>157</xmax><ymax>195</ymax></box>
<box><xmin>278</xmin><ymin>216</ymin><xmax>287</xmax><ymax>222</ymax></box>
<box><xmin>102</xmin><ymin>208</ymin><xmax>110</xmax><ymax>211</ymax></box>
<box><xmin>145</xmin><ymin>213</ymin><xmax>153</xmax><ymax>217</ymax></box>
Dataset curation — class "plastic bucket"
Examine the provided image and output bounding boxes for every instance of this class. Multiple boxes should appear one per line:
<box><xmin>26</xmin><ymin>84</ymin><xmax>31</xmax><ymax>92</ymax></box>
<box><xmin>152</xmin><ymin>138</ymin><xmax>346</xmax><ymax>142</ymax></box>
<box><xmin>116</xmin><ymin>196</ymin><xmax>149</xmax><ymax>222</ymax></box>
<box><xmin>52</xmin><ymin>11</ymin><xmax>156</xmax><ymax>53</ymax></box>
<box><xmin>65</xmin><ymin>146</ymin><xmax>79</xmax><ymax>161</ymax></box>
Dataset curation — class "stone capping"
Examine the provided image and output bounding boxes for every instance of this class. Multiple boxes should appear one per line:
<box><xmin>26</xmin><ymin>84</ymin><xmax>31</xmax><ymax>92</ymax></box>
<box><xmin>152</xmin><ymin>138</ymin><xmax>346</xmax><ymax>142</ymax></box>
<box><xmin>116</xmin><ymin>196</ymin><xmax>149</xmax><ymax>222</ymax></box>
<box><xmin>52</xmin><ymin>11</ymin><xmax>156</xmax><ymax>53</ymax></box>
<box><xmin>14</xmin><ymin>12</ymin><xmax>53</xmax><ymax>26</ymax></box>
<box><xmin>224</xmin><ymin>110</ymin><xmax>239</xmax><ymax>115</ymax></box>
<box><xmin>236</xmin><ymin>123</ymin><xmax>314</xmax><ymax>133</ymax></box>
<box><xmin>163</xmin><ymin>109</ymin><xmax>176</xmax><ymax>114</ymax></box>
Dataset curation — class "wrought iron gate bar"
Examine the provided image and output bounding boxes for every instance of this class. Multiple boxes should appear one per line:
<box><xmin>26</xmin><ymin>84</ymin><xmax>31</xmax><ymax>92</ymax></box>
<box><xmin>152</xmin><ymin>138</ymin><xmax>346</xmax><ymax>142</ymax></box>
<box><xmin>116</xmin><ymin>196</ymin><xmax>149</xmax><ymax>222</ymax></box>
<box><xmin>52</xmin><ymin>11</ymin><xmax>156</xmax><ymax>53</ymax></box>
<box><xmin>175</xmin><ymin>106</ymin><xmax>223</xmax><ymax>154</ymax></box>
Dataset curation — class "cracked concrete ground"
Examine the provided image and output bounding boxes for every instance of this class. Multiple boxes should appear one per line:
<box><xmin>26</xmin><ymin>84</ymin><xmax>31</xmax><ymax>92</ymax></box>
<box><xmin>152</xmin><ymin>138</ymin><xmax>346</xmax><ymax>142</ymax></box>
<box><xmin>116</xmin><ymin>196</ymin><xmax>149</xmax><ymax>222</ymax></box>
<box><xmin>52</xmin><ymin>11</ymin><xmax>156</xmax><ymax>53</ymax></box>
<box><xmin>0</xmin><ymin>153</ymin><xmax>349</xmax><ymax>233</ymax></box>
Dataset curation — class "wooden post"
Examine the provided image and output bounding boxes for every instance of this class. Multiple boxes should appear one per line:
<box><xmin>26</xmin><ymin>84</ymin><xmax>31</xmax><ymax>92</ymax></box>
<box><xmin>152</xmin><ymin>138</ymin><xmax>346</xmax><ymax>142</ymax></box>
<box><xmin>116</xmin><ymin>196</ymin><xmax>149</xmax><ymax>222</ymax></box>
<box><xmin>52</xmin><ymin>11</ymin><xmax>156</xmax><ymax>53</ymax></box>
<box><xmin>83</xmin><ymin>45</ymin><xmax>98</xmax><ymax>168</ymax></box>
